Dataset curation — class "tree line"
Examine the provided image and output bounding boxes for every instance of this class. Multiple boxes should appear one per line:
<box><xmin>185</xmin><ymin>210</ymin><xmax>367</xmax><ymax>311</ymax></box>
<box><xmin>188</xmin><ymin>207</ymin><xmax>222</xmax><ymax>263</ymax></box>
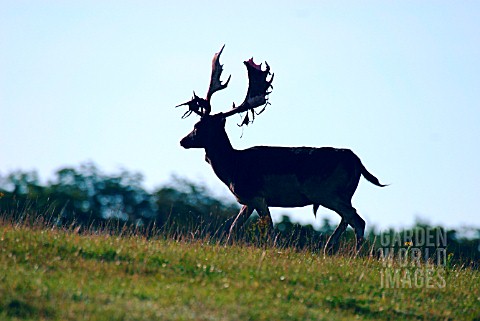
<box><xmin>0</xmin><ymin>162</ymin><xmax>239</xmax><ymax>236</ymax></box>
<box><xmin>0</xmin><ymin>162</ymin><xmax>478</xmax><ymax>265</ymax></box>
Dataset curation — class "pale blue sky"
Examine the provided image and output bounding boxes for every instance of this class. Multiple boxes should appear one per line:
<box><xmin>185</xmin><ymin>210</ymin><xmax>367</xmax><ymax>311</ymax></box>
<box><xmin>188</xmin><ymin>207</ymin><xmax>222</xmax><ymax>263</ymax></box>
<box><xmin>1</xmin><ymin>1</ymin><xmax>479</xmax><ymax>230</ymax></box>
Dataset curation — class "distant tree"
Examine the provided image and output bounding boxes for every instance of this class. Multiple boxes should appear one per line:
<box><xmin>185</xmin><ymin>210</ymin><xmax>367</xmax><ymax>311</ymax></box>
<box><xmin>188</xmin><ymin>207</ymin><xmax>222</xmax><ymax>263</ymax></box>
<box><xmin>443</xmin><ymin>228</ymin><xmax>480</xmax><ymax>266</ymax></box>
<box><xmin>0</xmin><ymin>163</ymin><xmax>156</xmax><ymax>227</ymax></box>
<box><xmin>275</xmin><ymin>215</ymin><xmax>326</xmax><ymax>251</ymax></box>
<box><xmin>152</xmin><ymin>176</ymin><xmax>239</xmax><ymax>237</ymax></box>
<box><xmin>0</xmin><ymin>165</ymin><xmax>240</xmax><ymax>236</ymax></box>
<box><xmin>0</xmin><ymin>170</ymin><xmax>51</xmax><ymax>222</ymax></box>
<box><xmin>47</xmin><ymin>163</ymin><xmax>157</xmax><ymax>226</ymax></box>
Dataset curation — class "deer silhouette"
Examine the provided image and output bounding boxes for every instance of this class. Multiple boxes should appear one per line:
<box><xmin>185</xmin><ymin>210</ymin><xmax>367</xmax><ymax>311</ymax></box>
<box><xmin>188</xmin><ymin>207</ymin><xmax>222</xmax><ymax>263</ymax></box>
<box><xmin>178</xmin><ymin>46</ymin><xmax>386</xmax><ymax>253</ymax></box>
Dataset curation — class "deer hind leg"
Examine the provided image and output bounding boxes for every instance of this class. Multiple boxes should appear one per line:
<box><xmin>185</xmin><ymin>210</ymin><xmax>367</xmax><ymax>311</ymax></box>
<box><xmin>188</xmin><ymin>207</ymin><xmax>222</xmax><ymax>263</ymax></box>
<box><xmin>325</xmin><ymin>201</ymin><xmax>366</xmax><ymax>253</ymax></box>
<box><xmin>340</xmin><ymin>204</ymin><xmax>365</xmax><ymax>252</ymax></box>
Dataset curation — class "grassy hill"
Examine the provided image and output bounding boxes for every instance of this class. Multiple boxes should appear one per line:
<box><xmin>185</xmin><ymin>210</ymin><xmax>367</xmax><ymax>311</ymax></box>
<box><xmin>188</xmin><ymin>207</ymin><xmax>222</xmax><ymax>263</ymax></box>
<box><xmin>1</xmin><ymin>221</ymin><xmax>479</xmax><ymax>321</ymax></box>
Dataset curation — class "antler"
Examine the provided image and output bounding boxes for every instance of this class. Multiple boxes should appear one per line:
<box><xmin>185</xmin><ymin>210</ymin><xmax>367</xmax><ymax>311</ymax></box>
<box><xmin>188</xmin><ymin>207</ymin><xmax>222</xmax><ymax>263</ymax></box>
<box><xmin>207</xmin><ymin>45</ymin><xmax>231</xmax><ymax>101</ymax></box>
<box><xmin>176</xmin><ymin>45</ymin><xmax>231</xmax><ymax>118</ymax></box>
<box><xmin>175</xmin><ymin>92</ymin><xmax>210</xmax><ymax>118</ymax></box>
<box><xmin>176</xmin><ymin>46</ymin><xmax>274</xmax><ymax>125</ymax></box>
<box><xmin>221</xmin><ymin>58</ymin><xmax>274</xmax><ymax>126</ymax></box>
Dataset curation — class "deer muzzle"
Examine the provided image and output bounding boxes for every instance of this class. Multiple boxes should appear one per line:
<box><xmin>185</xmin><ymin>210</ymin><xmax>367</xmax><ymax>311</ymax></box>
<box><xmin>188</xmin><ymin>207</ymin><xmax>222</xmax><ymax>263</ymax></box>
<box><xmin>180</xmin><ymin>136</ymin><xmax>191</xmax><ymax>149</ymax></box>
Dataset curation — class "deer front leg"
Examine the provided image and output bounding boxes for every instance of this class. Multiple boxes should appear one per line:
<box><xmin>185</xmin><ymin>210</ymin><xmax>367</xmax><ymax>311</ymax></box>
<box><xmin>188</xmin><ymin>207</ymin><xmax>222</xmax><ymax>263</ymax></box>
<box><xmin>250</xmin><ymin>197</ymin><xmax>276</xmax><ymax>244</ymax></box>
<box><xmin>227</xmin><ymin>205</ymin><xmax>254</xmax><ymax>242</ymax></box>
<box><xmin>251</xmin><ymin>197</ymin><xmax>274</xmax><ymax>231</ymax></box>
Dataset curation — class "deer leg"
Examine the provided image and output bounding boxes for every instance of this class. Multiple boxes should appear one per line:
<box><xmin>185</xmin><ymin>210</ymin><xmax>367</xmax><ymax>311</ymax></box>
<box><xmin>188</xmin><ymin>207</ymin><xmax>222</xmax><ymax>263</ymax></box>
<box><xmin>324</xmin><ymin>201</ymin><xmax>366</xmax><ymax>253</ymax></box>
<box><xmin>252</xmin><ymin>197</ymin><xmax>274</xmax><ymax>230</ymax></box>
<box><xmin>227</xmin><ymin>205</ymin><xmax>254</xmax><ymax>242</ymax></box>
<box><xmin>352</xmin><ymin>212</ymin><xmax>366</xmax><ymax>252</ymax></box>
<box><xmin>339</xmin><ymin>204</ymin><xmax>365</xmax><ymax>252</ymax></box>
<box><xmin>324</xmin><ymin>218</ymin><xmax>348</xmax><ymax>255</ymax></box>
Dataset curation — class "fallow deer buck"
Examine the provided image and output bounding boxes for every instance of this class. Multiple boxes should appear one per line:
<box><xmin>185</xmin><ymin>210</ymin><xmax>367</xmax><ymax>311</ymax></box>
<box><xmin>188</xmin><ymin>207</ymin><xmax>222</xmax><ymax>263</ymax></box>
<box><xmin>177</xmin><ymin>46</ymin><xmax>386</xmax><ymax>253</ymax></box>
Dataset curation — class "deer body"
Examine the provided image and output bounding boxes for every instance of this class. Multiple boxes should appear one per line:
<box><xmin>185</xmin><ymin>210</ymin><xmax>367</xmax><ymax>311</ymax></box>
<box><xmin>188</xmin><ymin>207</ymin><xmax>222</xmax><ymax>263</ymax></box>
<box><xmin>177</xmin><ymin>46</ymin><xmax>386</xmax><ymax>253</ymax></box>
<box><xmin>236</xmin><ymin>147</ymin><xmax>362</xmax><ymax>205</ymax></box>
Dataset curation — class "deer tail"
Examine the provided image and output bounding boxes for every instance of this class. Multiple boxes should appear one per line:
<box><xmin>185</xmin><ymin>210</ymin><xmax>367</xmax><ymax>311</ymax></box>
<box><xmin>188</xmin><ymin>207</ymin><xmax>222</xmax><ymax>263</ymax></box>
<box><xmin>360</xmin><ymin>163</ymin><xmax>388</xmax><ymax>187</ymax></box>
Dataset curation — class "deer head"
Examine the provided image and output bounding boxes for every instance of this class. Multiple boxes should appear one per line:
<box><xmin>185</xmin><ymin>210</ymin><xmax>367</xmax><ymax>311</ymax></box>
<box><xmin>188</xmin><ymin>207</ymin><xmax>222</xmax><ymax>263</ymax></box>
<box><xmin>177</xmin><ymin>45</ymin><xmax>274</xmax><ymax>149</ymax></box>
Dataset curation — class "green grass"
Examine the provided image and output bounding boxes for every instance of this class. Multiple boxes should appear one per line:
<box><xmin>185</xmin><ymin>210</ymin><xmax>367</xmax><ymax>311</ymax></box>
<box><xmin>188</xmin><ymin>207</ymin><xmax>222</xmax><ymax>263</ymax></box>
<box><xmin>1</xmin><ymin>222</ymin><xmax>479</xmax><ymax>321</ymax></box>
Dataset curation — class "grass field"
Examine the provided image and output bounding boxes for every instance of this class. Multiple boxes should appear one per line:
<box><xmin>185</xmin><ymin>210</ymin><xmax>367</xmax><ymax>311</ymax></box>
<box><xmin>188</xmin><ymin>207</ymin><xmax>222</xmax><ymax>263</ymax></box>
<box><xmin>1</xmin><ymin>219</ymin><xmax>479</xmax><ymax>321</ymax></box>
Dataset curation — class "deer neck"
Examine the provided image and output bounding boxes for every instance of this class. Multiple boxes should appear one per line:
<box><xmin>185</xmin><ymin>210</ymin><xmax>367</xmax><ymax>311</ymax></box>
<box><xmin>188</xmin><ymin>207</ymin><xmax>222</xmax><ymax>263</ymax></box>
<box><xmin>204</xmin><ymin>131</ymin><xmax>236</xmax><ymax>185</ymax></box>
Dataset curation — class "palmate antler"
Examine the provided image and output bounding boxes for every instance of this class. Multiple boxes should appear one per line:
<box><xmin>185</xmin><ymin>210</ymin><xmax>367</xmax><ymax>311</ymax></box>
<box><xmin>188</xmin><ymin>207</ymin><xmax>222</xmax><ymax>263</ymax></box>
<box><xmin>222</xmin><ymin>58</ymin><xmax>274</xmax><ymax>126</ymax></box>
<box><xmin>176</xmin><ymin>45</ymin><xmax>230</xmax><ymax>118</ymax></box>
<box><xmin>207</xmin><ymin>45</ymin><xmax>231</xmax><ymax>102</ymax></box>
<box><xmin>177</xmin><ymin>45</ymin><xmax>273</xmax><ymax>126</ymax></box>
